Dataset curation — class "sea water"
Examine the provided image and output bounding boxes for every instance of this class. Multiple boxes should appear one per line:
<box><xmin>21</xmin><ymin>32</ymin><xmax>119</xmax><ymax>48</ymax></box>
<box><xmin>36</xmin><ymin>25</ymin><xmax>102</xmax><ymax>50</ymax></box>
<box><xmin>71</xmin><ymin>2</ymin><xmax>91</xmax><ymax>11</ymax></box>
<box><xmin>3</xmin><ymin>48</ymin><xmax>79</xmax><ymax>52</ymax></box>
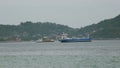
<box><xmin>0</xmin><ymin>40</ymin><xmax>120</xmax><ymax>68</ymax></box>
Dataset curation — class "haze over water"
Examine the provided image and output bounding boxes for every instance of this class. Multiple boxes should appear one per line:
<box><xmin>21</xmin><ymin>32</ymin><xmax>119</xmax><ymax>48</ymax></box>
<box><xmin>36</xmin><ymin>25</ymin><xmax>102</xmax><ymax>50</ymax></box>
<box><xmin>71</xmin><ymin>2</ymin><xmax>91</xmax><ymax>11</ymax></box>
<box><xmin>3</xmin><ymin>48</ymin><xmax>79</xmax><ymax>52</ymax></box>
<box><xmin>0</xmin><ymin>40</ymin><xmax>120</xmax><ymax>68</ymax></box>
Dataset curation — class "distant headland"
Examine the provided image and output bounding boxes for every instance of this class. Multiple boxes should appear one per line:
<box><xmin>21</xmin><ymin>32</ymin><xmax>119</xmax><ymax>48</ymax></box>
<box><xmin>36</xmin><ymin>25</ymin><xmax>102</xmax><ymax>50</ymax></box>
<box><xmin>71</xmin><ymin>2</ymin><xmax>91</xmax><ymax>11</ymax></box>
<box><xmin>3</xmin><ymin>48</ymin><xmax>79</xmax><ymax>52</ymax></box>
<box><xmin>0</xmin><ymin>14</ymin><xmax>120</xmax><ymax>41</ymax></box>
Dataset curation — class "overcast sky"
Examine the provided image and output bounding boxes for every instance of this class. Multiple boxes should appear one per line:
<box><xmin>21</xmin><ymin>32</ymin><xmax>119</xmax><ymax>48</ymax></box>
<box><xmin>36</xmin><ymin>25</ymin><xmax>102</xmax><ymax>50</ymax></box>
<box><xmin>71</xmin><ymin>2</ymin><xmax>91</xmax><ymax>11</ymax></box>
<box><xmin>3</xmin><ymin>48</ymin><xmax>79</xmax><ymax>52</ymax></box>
<box><xmin>0</xmin><ymin>0</ymin><xmax>120</xmax><ymax>28</ymax></box>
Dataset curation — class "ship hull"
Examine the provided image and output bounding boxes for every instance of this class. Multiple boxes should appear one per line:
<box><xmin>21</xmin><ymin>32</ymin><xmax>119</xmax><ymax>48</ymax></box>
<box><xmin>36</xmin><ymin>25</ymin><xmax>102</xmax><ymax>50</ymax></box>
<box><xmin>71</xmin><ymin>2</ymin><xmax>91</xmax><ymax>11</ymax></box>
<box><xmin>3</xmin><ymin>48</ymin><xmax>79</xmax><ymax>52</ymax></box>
<box><xmin>59</xmin><ymin>38</ymin><xmax>91</xmax><ymax>42</ymax></box>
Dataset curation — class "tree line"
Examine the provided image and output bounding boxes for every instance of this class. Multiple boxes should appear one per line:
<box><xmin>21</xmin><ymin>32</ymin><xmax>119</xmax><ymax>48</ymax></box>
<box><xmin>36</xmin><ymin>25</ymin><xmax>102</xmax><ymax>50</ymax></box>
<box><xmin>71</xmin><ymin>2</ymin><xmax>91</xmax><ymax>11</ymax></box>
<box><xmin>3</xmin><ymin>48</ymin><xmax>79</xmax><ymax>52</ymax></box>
<box><xmin>0</xmin><ymin>14</ymin><xmax>120</xmax><ymax>41</ymax></box>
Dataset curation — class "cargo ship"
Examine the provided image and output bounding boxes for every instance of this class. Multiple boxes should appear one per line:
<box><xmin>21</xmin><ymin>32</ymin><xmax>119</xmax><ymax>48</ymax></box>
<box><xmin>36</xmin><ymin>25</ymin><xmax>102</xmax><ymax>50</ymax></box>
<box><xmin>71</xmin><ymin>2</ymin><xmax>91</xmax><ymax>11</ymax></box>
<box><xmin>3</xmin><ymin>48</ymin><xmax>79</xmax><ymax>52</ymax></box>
<box><xmin>59</xmin><ymin>33</ymin><xmax>91</xmax><ymax>43</ymax></box>
<box><xmin>59</xmin><ymin>38</ymin><xmax>91</xmax><ymax>42</ymax></box>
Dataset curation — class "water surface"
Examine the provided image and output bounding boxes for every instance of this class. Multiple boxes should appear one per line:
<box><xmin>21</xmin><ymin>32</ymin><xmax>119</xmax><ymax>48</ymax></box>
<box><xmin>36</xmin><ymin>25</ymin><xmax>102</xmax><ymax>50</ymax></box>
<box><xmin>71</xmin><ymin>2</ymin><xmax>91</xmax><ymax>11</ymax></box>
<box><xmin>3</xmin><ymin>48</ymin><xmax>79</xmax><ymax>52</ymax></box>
<box><xmin>0</xmin><ymin>40</ymin><xmax>120</xmax><ymax>68</ymax></box>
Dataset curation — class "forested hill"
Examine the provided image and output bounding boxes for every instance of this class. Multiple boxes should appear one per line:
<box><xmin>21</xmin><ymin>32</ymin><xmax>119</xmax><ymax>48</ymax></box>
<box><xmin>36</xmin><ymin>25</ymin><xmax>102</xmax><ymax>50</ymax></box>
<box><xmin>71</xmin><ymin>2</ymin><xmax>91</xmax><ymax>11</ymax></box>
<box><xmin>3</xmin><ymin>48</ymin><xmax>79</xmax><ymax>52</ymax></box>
<box><xmin>0</xmin><ymin>14</ymin><xmax>120</xmax><ymax>41</ymax></box>
<box><xmin>0</xmin><ymin>22</ymin><xmax>78</xmax><ymax>41</ymax></box>
<box><xmin>78</xmin><ymin>14</ymin><xmax>120</xmax><ymax>39</ymax></box>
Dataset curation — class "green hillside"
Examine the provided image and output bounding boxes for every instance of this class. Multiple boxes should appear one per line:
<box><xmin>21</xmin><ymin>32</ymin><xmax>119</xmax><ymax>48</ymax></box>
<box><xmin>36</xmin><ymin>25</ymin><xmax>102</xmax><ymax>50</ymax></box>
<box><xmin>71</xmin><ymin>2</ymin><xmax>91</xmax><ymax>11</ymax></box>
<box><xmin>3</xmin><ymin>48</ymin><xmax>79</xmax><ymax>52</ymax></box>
<box><xmin>0</xmin><ymin>14</ymin><xmax>120</xmax><ymax>41</ymax></box>
<box><xmin>78</xmin><ymin>14</ymin><xmax>120</xmax><ymax>39</ymax></box>
<box><xmin>0</xmin><ymin>21</ymin><xmax>77</xmax><ymax>41</ymax></box>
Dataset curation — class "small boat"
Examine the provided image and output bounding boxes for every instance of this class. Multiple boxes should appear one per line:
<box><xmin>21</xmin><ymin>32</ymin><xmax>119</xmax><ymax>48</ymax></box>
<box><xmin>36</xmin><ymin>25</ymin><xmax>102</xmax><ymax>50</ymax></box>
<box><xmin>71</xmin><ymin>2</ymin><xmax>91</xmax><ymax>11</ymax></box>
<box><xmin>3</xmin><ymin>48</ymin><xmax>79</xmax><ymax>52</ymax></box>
<box><xmin>59</xmin><ymin>33</ymin><xmax>91</xmax><ymax>43</ymax></box>
<box><xmin>36</xmin><ymin>37</ymin><xmax>55</xmax><ymax>43</ymax></box>
<box><xmin>36</xmin><ymin>39</ymin><xmax>55</xmax><ymax>43</ymax></box>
